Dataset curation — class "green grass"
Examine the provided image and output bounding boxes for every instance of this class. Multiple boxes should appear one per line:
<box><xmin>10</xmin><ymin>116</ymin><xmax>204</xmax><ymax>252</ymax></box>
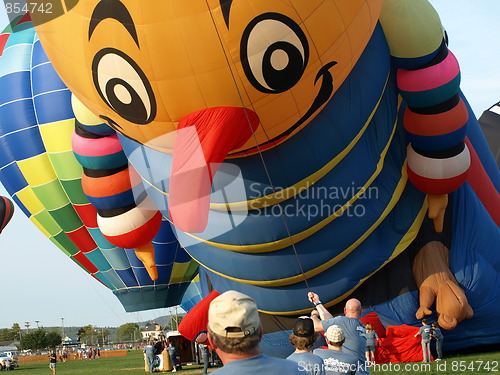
<box><xmin>371</xmin><ymin>351</ymin><xmax>500</xmax><ymax>375</ymax></box>
<box><xmin>15</xmin><ymin>350</ymin><xmax>218</xmax><ymax>374</ymax></box>
<box><xmin>13</xmin><ymin>349</ymin><xmax>499</xmax><ymax>374</ymax></box>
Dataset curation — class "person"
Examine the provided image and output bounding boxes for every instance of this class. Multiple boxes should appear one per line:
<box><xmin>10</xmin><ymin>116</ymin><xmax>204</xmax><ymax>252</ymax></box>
<box><xmin>414</xmin><ymin>318</ymin><xmax>432</xmax><ymax>362</ymax></box>
<box><xmin>431</xmin><ymin>321</ymin><xmax>443</xmax><ymax>361</ymax></box>
<box><xmin>287</xmin><ymin>316</ymin><xmax>325</xmax><ymax>375</ymax></box>
<box><xmin>361</xmin><ymin>322</ymin><xmax>379</xmax><ymax>365</ymax></box>
<box><xmin>207</xmin><ymin>290</ymin><xmax>302</xmax><ymax>374</ymax></box>
<box><xmin>308</xmin><ymin>292</ymin><xmax>368</xmax><ymax>374</ymax></box>
<box><xmin>154</xmin><ymin>338</ymin><xmax>164</xmax><ymax>356</ymax></box>
<box><xmin>313</xmin><ymin>325</ymin><xmax>358</xmax><ymax>375</ymax></box>
<box><xmin>49</xmin><ymin>350</ymin><xmax>57</xmax><ymax>375</ymax></box>
<box><xmin>4</xmin><ymin>358</ymin><xmax>12</xmax><ymax>371</ymax></box>
<box><xmin>200</xmin><ymin>343</ymin><xmax>211</xmax><ymax>375</ymax></box>
<box><xmin>166</xmin><ymin>342</ymin><xmax>177</xmax><ymax>372</ymax></box>
<box><xmin>144</xmin><ymin>341</ymin><xmax>156</xmax><ymax>373</ymax></box>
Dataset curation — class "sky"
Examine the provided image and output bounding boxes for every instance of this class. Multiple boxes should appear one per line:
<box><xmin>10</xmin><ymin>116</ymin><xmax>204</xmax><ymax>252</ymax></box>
<box><xmin>0</xmin><ymin>1</ymin><xmax>499</xmax><ymax>331</ymax></box>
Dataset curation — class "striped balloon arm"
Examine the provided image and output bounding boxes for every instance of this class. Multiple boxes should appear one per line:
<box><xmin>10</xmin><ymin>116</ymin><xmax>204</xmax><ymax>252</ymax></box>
<box><xmin>29</xmin><ymin>35</ymin><xmax>134</xmax><ymax>290</ymax></box>
<box><xmin>381</xmin><ymin>1</ymin><xmax>470</xmax><ymax>194</ymax></box>
<box><xmin>71</xmin><ymin>95</ymin><xmax>162</xmax><ymax>280</ymax></box>
<box><xmin>398</xmin><ymin>45</ymin><xmax>470</xmax><ymax>195</ymax></box>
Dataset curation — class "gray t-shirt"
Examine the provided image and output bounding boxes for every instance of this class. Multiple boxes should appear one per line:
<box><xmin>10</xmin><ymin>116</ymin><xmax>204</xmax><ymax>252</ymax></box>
<box><xmin>433</xmin><ymin>327</ymin><xmax>443</xmax><ymax>340</ymax></box>
<box><xmin>143</xmin><ymin>345</ymin><xmax>155</xmax><ymax>356</ymax></box>
<box><xmin>322</xmin><ymin>316</ymin><xmax>368</xmax><ymax>373</ymax></box>
<box><xmin>211</xmin><ymin>353</ymin><xmax>302</xmax><ymax>375</ymax></box>
<box><xmin>419</xmin><ymin>325</ymin><xmax>432</xmax><ymax>341</ymax></box>
<box><xmin>287</xmin><ymin>351</ymin><xmax>326</xmax><ymax>375</ymax></box>
<box><xmin>361</xmin><ymin>331</ymin><xmax>378</xmax><ymax>347</ymax></box>
<box><xmin>313</xmin><ymin>348</ymin><xmax>358</xmax><ymax>375</ymax></box>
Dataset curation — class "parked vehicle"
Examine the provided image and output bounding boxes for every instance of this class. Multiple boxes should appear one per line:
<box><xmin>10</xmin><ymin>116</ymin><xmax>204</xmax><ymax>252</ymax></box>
<box><xmin>0</xmin><ymin>351</ymin><xmax>17</xmax><ymax>370</ymax></box>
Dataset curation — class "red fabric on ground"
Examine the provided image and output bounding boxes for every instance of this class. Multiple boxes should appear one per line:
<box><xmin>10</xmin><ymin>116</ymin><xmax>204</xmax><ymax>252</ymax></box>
<box><xmin>360</xmin><ymin>312</ymin><xmax>386</xmax><ymax>338</ymax></box>
<box><xmin>375</xmin><ymin>324</ymin><xmax>432</xmax><ymax>363</ymax></box>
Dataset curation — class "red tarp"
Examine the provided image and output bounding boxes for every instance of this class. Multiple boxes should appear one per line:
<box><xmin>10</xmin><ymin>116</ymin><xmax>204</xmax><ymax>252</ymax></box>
<box><xmin>361</xmin><ymin>313</ymin><xmax>432</xmax><ymax>363</ymax></box>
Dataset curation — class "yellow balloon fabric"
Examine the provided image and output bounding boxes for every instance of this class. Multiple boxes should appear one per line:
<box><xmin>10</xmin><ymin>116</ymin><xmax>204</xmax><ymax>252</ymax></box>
<box><xmin>32</xmin><ymin>0</ymin><xmax>383</xmax><ymax>155</ymax></box>
<box><xmin>380</xmin><ymin>0</ymin><xmax>443</xmax><ymax>59</ymax></box>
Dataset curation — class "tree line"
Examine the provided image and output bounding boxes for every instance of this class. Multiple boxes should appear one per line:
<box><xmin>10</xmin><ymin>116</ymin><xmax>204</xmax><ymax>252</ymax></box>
<box><xmin>0</xmin><ymin>315</ymin><xmax>183</xmax><ymax>351</ymax></box>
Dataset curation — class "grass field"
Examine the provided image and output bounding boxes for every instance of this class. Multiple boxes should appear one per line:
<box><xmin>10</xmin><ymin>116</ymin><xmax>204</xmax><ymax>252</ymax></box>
<box><xmin>11</xmin><ymin>349</ymin><xmax>499</xmax><ymax>374</ymax></box>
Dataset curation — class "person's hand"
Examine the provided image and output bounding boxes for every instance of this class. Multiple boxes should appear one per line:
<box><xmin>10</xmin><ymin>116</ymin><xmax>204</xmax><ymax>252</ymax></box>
<box><xmin>308</xmin><ymin>292</ymin><xmax>320</xmax><ymax>304</ymax></box>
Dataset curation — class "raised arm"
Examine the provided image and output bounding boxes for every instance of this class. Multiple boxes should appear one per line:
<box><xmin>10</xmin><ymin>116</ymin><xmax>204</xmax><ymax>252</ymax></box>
<box><xmin>308</xmin><ymin>292</ymin><xmax>333</xmax><ymax>322</ymax></box>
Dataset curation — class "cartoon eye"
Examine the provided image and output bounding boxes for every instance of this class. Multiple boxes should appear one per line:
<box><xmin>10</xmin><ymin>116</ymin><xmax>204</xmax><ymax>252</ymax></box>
<box><xmin>92</xmin><ymin>48</ymin><xmax>156</xmax><ymax>124</ymax></box>
<box><xmin>241</xmin><ymin>13</ymin><xmax>309</xmax><ymax>94</ymax></box>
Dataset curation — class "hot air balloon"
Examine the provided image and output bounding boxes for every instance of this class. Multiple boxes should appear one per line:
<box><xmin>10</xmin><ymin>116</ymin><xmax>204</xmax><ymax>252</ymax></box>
<box><xmin>0</xmin><ymin>0</ymin><xmax>497</xmax><ymax>355</ymax></box>
<box><xmin>0</xmin><ymin>196</ymin><xmax>14</xmax><ymax>234</ymax></box>
<box><xmin>478</xmin><ymin>102</ymin><xmax>500</xmax><ymax>167</ymax></box>
<box><xmin>0</xmin><ymin>15</ymin><xmax>198</xmax><ymax>312</ymax></box>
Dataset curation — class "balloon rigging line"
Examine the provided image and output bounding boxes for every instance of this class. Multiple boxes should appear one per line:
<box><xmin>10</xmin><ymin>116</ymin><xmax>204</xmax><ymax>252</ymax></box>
<box><xmin>204</xmin><ymin>1</ymin><xmax>312</xmax><ymax>298</ymax></box>
<box><xmin>78</xmin><ymin>264</ymin><xmax>128</xmax><ymax>325</ymax></box>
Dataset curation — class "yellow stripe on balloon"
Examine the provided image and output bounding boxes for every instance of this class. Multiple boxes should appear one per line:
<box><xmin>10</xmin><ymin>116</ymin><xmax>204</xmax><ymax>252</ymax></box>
<box><xmin>260</xmin><ymin>199</ymin><xmax>429</xmax><ymax>315</ymax></box>
<box><xmin>17</xmin><ymin>154</ymin><xmax>57</xmax><ymax>187</ymax></box>
<box><xmin>182</xmin><ymin>96</ymin><xmax>401</xmax><ymax>254</ymax></box>
<box><xmin>189</xmin><ymin>161</ymin><xmax>409</xmax><ymax>287</ymax></box>
<box><xmin>141</xmin><ymin>73</ymin><xmax>393</xmax><ymax>212</ymax></box>
<box><xmin>30</xmin><ymin>215</ymin><xmax>52</xmax><ymax>238</ymax></box>
<box><xmin>15</xmin><ymin>186</ymin><xmax>45</xmax><ymax>214</ymax></box>
<box><xmin>39</xmin><ymin>119</ymin><xmax>75</xmax><ymax>153</ymax></box>
<box><xmin>169</xmin><ymin>260</ymin><xmax>199</xmax><ymax>284</ymax></box>
<box><xmin>214</xmin><ymin>73</ymin><xmax>393</xmax><ymax>211</ymax></box>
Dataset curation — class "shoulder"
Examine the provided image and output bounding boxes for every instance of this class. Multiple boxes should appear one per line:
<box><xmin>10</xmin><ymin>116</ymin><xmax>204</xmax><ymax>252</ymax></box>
<box><xmin>321</xmin><ymin>317</ymin><xmax>339</xmax><ymax>330</ymax></box>
<box><xmin>345</xmin><ymin>352</ymin><xmax>359</xmax><ymax>362</ymax></box>
<box><xmin>308</xmin><ymin>352</ymin><xmax>325</xmax><ymax>365</ymax></box>
<box><xmin>312</xmin><ymin>348</ymin><xmax>329</xmax><ymax>358</ymax></box>
<box><xmin>334</xmin><ymin>350</ymin><xmax>358</xmax><ymax>364</ymax></box>
<box><xmin>266</xmin><ymin>355</ymin><xmax>303</xmax><ymax>371</ymax></box>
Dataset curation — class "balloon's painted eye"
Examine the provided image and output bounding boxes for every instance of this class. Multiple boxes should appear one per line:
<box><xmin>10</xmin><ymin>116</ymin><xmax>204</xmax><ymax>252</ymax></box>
<box><xmin>240</xmin><ymin>13</ymin><xmax>309</xmax><ymax>94</ymax></box>
<box><xmin>92</xmin><ymin>48</ymin><xmax>156</xmax><ymax>124</ymax></box>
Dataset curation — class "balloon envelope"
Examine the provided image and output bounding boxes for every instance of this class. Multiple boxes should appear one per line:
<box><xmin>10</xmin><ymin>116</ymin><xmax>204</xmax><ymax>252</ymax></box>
<box><xmin>0</xmin><ymin>16</ymin><xmax>198</xmax><ymax>312</ymax></box>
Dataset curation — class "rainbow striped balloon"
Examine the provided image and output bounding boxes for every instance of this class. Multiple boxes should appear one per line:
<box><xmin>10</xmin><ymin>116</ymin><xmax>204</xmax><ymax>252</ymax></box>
<box><xmin>0</xmin><ymin>16</ymin><xmax>198</xmax><ymax>312</ymax></box>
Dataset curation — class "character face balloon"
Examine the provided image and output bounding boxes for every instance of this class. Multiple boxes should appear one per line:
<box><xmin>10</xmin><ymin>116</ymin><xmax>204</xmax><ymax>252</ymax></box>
<box><xmin>32</xmin><ymin>0</ymin><xmax>382</xmax><ymax>155</ymax></box>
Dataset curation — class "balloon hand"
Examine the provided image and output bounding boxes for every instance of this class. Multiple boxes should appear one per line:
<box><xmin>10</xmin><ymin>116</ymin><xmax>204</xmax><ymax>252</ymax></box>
<box><xmin>427</xmin><ymin>194</ymin><xmax>448</xmax><ymax>233</ymax></box>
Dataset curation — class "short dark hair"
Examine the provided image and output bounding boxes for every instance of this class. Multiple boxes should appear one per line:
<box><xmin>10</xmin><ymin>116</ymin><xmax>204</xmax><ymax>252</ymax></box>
<box><xmin>422</xmin><ymin>319</ymin><xmax>428</xmax><ymax>324</ymax></box>
<box><xmin>289</xmin><ymin>332</ymin><xmax>320</xmax><ymax>350</ymax></box>
<box><xmin>327</xmin><ymin>338</ymin><xmax>345</xmax><ymax>346</ymax></box>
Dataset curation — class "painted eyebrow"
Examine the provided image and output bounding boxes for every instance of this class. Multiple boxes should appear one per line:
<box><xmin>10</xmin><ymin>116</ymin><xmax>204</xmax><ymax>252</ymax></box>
<box><xmin>220</xmin><ymin>0</ymin><xmax>233</xmax><ymax>28</ymax></box>
<box><xmin>88</xmin><ymin>0</ymin><xmax>139</xmax><ymax>47</ymax></box>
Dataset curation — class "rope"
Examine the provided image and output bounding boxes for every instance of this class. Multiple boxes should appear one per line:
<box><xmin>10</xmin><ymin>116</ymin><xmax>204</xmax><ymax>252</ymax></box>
<box><xmin>203</xmin><ymin>2</ymin><xmax>312</xmax><ymax>298</ymax></box>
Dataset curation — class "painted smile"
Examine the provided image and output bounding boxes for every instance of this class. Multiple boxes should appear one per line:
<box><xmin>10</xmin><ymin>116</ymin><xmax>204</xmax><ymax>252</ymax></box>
<box><xmin>231</xmin><ymin>60</ymin><xmax>338</xmax><ymax>156</ymax></box>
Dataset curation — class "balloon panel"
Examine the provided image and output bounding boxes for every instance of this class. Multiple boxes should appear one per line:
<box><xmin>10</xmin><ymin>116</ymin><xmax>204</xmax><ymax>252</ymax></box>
<box><xmin>0</xmin><ymin>17</ymin><xmax>197</xmax><ymax>312</ymax></box>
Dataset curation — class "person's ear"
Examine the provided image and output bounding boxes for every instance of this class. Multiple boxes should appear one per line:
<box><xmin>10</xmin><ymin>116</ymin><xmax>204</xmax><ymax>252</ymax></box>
<box><xmin>207</xmin><ymin>331</ymin><xmax>217</xmax><ymax>350</ymax></box>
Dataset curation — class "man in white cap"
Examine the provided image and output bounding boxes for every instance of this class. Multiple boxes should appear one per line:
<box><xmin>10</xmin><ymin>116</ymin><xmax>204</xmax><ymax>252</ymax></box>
<box><xmin>313</xmin><ymin>325</ymin><xmax>358</xmax><ymax>375</ymax></box>
<box><xmin>308</xmin><ymin>292</ymin><xmax>368</xmax><ymax>374</ymax></box>
<box><xmin>207</xmin><ymin>290</ymin><xmax>302</xmax><ymax>374</ymax></box>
